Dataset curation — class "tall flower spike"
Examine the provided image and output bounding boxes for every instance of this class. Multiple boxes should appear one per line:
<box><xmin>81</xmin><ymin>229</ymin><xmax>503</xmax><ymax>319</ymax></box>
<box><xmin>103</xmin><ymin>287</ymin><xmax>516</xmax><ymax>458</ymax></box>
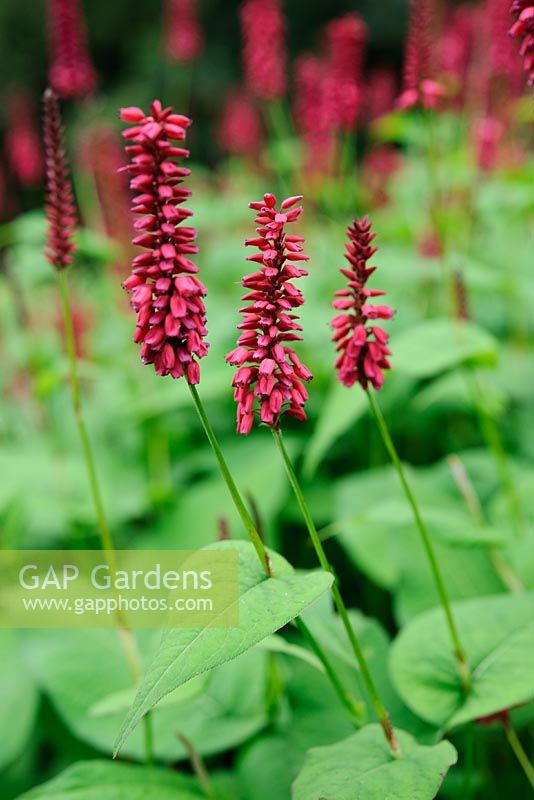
<box><xmin>165</xmin><ymin>0</ymin><xmax>204</xmax><ymax>63</ymax></box>
<box><xmin>510</xmin><ymin>0</ymin><xmax>534</xmax><ymax>85</ymax></box>
<box><xmin>324</xmin><ymin>13</ymin><xmax>367</xmax><ymax>132</ymax></box>
<box><xmin>120</xmin><ymin>101</ymin><xmax>208</xmax><ymax>383</ymax></box>
<box><xmin>332</xmin><ymin>217</ymin><xmax>393</xmax><ymax>390</ymax></box>
<box><xmin>216</xmin><ymin>88</ymin><xmax>263</xmax><ymax>159</ymax></box>
<box><xmin>47</xmin><ymin>0</ymin><xmax>98</xmax><ymax>99</ymax></box>
<box><xmin>226</xmin><ymin>193</ymin><xmax>312</xmax><ymax>435</ymax></box>
<box><xmin>397</xmin><ymin>0</ymin><xmax>445</xmax><ymax>110</ymax></box>
<box><xmin>5</xmin><ymin>91</ymin><xmax>43</xmax><ymax>188</ymax></box>
<box><xmin>43</xmin><ymin>88</ymin><xmax>77</xmax><ymax>271</ymax></box>
<box><xmin>240</xmin><ymin>0</ymin><xmax>286</xmax><ymax>101</ymax></box>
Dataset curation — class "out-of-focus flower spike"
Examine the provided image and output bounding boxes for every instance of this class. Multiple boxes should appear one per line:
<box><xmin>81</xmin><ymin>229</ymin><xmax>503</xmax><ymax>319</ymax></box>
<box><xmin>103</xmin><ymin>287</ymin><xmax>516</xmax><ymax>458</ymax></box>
<box><xmin>216</xmin><ymin>88</ymin><xmax>263</xmax><ymax>159</ymax></box>
<box><xmin>164</xmin><ymin>0</ymin><xmax>204</xmax><ymax>63</ymax></box>
<box><xmin>226</xmin><ymin>193</ymin><xmax>312</xmax><ymax>435</ymax></box>
<box><xmin>46</xmin><ymin>0</ymin><xmax>98</xmax><ymax>99</ymax></box>
<box><xmin>5</xmin><ymin>91</ymin><xmax>43</xmax><ymax>188</ymax></box>
<box><xmin>240</xmin><ymin>0</ymin><xmax>286</xmax><ymax>101</ymax></box>
<box><xmin>397</xmin><ymin>0</ymin><xmax>446</xmax><ymax>110</ymax></box>
<box><xmin>43</xmin><ymin>88</ymin><xmax>77</xmax><ymax>271</ymax></box>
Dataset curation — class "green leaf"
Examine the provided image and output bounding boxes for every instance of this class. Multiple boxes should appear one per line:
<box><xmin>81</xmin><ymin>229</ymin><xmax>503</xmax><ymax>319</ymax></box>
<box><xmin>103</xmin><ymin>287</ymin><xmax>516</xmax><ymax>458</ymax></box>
<box><xmin>292</xmin><ymin>725</ymin><xmax>457</xmax><ymax>800</ymax></box>
<box><xmin>390</xmin><ymin>593</ymin><xmax>534</xmax><ymax>728</ymax></box>
<box><xmin>89</xmin><ymin>673</ymin><xmax>209</xmax><ymax>718</ymax></box>
<box><xmin>15</xmin><ymin>760</ymin><xmax>203</xmax><ymax>800</ymax></box>
<box><xmin>0</xmin><ymin>631</ymin><xmax>39</xmax><ymax>771</ymax></box>
<box><xmin>391</xmin><ymin>319</ymin><xmax>498</xmax><ymax>379</ymax></box>
<box><xmin>303</xmin><ymin>383</ymin><xmax>367</xmax><ymax>478</ymax></box>
<box><xmin>114</xmin><ymin>540</ymin><xmax>333</xmax><ymax>754</ymax></box>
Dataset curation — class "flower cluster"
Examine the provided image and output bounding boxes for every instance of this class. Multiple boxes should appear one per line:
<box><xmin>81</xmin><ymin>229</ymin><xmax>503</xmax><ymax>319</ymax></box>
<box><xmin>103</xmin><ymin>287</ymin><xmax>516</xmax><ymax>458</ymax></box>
<box><xmin>510</xmin><ymin>0</ymin><xmax>534</xmax><ymax>84</ymax></box>
<box><xmin>164</xmin><ymin>0</ymin><xmax>204</xmax><ymax>63</ymax></box>
<box><xmin>293</xmin><ymin>54</ymin><xmax>336</xmax><ymax>173</ymax></box>
<box><xmin>43</xmin><ymin>88</ymin><xmax>77</xmax><ymax>271</ymax></box>
<box><xmin>331</xmin><ymin>217</ymin><xmax>393</xmax><ymax>390</ymax></box>
<box><xmin>398</xmin><ymin>0</ymin><xmax>445</xmax><ymax>110</ymax></box>
<box><xmin>120</xmin><ymin>101</ymin><xmax>208</xmax><ymax>383</ymax></box>
<box><xmin>216</xmin><ymin>89</ymin><xmax>263</xmax><ymax>159</ymax></box>
<box><xmin>226</xmin><ymin>194</ymin><xmax>312</xmax><ymax>434</ymax></box>
<box><xmin>240</xmin><ymin>0</ymin><xmax>286</xmax><ymax>101</ymax></box>
<box><xmin>324</xmin><ymin>13</ymin><xmax>367</xmax><ymax>131</ymax></box>
<box><xmin>5</xmin><ymin>92</ymin><xmax>43</xmax><ymax>188</ymax></box>
<box><xmin>47</xmin><ymin>0</ymin><xmax>98</xmax><ymax>99</ymax></box>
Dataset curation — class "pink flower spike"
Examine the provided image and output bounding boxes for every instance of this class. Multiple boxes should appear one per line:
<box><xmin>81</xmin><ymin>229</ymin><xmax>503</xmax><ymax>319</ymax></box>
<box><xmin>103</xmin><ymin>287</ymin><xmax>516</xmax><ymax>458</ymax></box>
<box><xmin>226</xmin><ymin>193</ymin><xmax>312</xmax><ymax>434</ymax></box>
<box><xmin>120</xmin><ymin>100</ymin><xmax>208</xmax><ymax>382</ymax></box>
<box><xmin>43</xmin><ymin>88</ymin><xmax>77</xmax><ymax>271</ymax></box>
<box><xmin>240</xmin><ymin>0</ymin><xmax>286</xmax><ymax>101</ymax></box>
<box><xmin>397</xmin><ymin>0</ymin><xmax>446</xmax><ymax>110</ymax></box>
<box><xmin>164</xmin><ymin>0</ymin><xmax>204</xmax><ymax>63</ymax></box>
<box><xmin>509</xmin><ymin>0</ymin><xmax>534</xmax><ymax>84</ymax></box>
<box><xmin>46</xmin><ymin>0</ymin><xmax>98</xmax><ymax>100</ymax></box>
<box><xmin>331</xmin><ymin>217</ymin><xmax>393</xmax><ymax>391</ymax></box>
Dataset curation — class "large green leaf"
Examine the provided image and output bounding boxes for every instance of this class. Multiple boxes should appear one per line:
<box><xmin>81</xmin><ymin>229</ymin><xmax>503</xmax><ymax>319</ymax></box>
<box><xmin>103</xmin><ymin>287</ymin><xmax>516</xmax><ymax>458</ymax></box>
<box><xmin>15</xmin><ymin>760</ymin><xmax>202</xmax><ymax>800</ymax></box>
<box><xmin>292</xmin><ymin>725</ymin><xmax>457</xmax><ymax>800</ymax></box>
<box><xmin>391</xmin><ymin>319</ymin><xmax>498</xmax><ymax>378</ymax></box>
<box><xmin>0</xmin><ymin>631</ymin><xmax>39</xmax><ymax>771</ymax></box>
<box><xmin>114</xmin><ymin>540</ymin><xmax>333</xmax><ymax>754</ymax></box>
<box><xmin>390</xmin><ymin>593</ymin><xmax>534</xmax><ymax>729</ymax></box>
<box><xmin>26</xmin><ymin>627</ymin><xmax>268</xmax><ymax>761</ymax></box>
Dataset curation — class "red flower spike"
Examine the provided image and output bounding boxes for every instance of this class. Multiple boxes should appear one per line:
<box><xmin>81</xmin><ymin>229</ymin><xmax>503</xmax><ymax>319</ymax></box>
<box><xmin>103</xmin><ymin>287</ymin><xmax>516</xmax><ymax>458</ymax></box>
<box><xmin>216</xmin><ymin>88</ymin><xmax>263</xmax><ymax>159</ymax></box>
<box><xmin>324</xmin><ymin>13</ymin><xmax>367</xmax><ymax>132</ymax></box>
<box><xmin>120</xmin><ymin>100</ymin><xmax>208</xmax><ymax>384</ymax></box>
<box><xmin>397</xmin><ymin>0</ymin><xmax>446</xmax><ymax>110</ymax></box>
<box><xmin>165</xmin><ymin>0</ymin><xmax>204</xmax><ymax>63</ymax></box>
<box><xmin>47</xmin><ymin>0</ymin><xmax>98</xmax><ymax>100</ymax></box>
<box><xmin>43</xmin><ymin>88</ymin><xmax>77</xmax><ymax>271</ymax></box>
<box><xmin>240</xmin><ymin>0</ymin><xmax>286</xmax><ymax>101</ymax></box>
<box><xmin>331</xmin><ymin>217</ymin><xmax>393</xmax><ymax>391</ymax></box>
<box><xmin>510</xmin><ymin>0</ymin><xmax>534</xmax><ymax>84</ymax></box>
<box><xmin>226</xmin><ymin>193</ymin><xmax>312</xmax><ymax>435</ymax></box>
<box><xmin>5</xmin><ymin>91</ymin><xmax>43</xmax><ymax>188</ymax></box>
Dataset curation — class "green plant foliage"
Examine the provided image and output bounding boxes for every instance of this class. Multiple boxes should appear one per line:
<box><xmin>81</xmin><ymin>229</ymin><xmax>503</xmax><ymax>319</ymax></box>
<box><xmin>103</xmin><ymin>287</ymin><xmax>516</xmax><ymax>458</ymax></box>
<box><xmin>292</xmin><ymin>725</ymin><xmax>457</xmax><ymax>800</ymax></box>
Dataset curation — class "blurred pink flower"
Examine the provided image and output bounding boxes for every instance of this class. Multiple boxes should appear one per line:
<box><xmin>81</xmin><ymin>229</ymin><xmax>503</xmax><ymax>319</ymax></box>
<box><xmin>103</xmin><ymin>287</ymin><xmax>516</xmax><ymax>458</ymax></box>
<box><xmin>332</xmin><ymin>217</ymin><xmax>392</xmax><ymax>390</ymax></box>
<box><xmin>361</xmin><ymin>145</ymin><xmax>402</xmax><ymax>207</ymax></box>
<box><xmin>47</xmin><ymin>0</ymin><xmax>98</xmax><ymax>99</ymax></box>
<box><xmin>165</xmin><ymin>0</ymin><xmax>204</xmax><ymax>63</ymax></box>
<box><xmin>43</xmin><ymin>88</ymin><xmax>77</xmax><ymax>271</ymax></box>
<box><xmin>293</xmin><ymin>54</ymin><xmax>336</xmax><ymax>173</ymax></box>
<box><xmin>216</xmin><ymin>89</ymin><xmax>263</xmax><ymax>159</ymax></box>
<box><xmin>365</xmin><ymin>68</ymin><xmax>397</xmax><ymax>123</ymax></box>
<box><xmin>509</xmin><ymin>0</ymin><xmax>534</xmax><ymax>84</ymax></box>
<box><xmin>4</xmin><ymin>92</ymin><xmax>43</xmax><ymax>188</ymax></box>
<box><xmin>323</xmin><ymin>13</ymin><xmax>367</xmax><ymax>131</ymax></box>
<box><xmin>398</xmin><ymin>0</ymin><xmax>446</xmax><ymax>110</ymax></box>
<box><xmin>240</xmin><ymin>0</ymin><xmax>286</xmax><ymax>101</ymax></box>
<box><xmin>120</xmin><ymin>101</ymin><xmax>208</xmax><ymax>383</ymax></box>
<box><xmin>473</xmin><ymin>115</ymin><xmax>505</xmax><ymax>171</ymax></box>
<box><xmin>226</xmin><ymin>193</ymin><xmax>312</xmax><ymax>435</ymax></box>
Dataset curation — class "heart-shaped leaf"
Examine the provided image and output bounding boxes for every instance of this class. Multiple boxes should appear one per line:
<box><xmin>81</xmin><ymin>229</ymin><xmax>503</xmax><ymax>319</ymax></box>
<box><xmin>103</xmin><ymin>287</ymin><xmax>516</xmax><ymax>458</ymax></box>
<box><xmin>114</xmin><ymin>540</ymin><xmax>333</xmax><ymax>754</ymax></box>
<box><xmin>15</xmin><ymin>760</ymin><xmax>202</xmax><ymax>800</ymax></box>
<box><xmin>390</xmin><ymin>593</ymin><xmax>534</xmax><ymax>728</ymax></box>
<box><xmin>292</xmin><ymin>724</ymin><xmax>457</xmax><ymax>800</ymax></box>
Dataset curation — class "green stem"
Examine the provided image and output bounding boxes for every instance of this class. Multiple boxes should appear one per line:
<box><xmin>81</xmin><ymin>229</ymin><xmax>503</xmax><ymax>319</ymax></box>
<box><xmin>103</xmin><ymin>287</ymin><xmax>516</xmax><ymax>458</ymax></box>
<box><xmin>296</xmin><ymin>618</ymin><xmax>363</xmax><ymax>728</ymax></box>
<box><xmin>188</xmin><ymin>384</ymin><xmax>272</xmax><ymax>577</ymax></box>
<box><xmin>366</xmin><ymin>389</ymin><xmax>471</xmax><ymax>694</ymax></box>
<box><xmin>187</xmin><ymin>385</ymin><xmax>361</xmax><ymax>730</ymax></box>
<box><xmin>502</xmin><ymin>719</ymin><xmax>534</xmax><ymax>792</ymax></box>
<box><xmin>465</xmin><ymin>369</ymin><xmax>525</xmax><ymax>539</ymax></box>
<box><xmin>272</xmin><ymin>427</ymin><xmax>400</xmax><ymax>756</ymax></box>
<box><xmin>57</xmin><ymin>269</ymin><xmax>154</xmax><ymax>765</ymax></box>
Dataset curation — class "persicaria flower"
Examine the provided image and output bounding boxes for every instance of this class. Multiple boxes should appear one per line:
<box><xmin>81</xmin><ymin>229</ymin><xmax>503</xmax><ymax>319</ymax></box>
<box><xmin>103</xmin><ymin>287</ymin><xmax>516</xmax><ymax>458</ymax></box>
<box><xmin>293</xmin><ymin>54</ymin><xmax>336</xmax><ymax>175</ymax></box>
<box><xmin>5</xmin><ymin>91</ymin><xmax>43</xmax><ymax>188</ymax></box>
<box><xmin>397</xmin><ymin>0</ymin><xmax>446</xmax><ymax>110</ymax></box>
<box><xmin>226</xmin><ymin>193</ymin><xmax>312</xmax><ymax>435</ymax></box>
<box><xmin>509</xmin><ymin>0</ymin><xmax>534</xmax><ymax>84</ymax></box>
<box><xmin>165</xmin><ymin>0</ymin><xmax>204</xmax><ymax>63</ymax></box>
<box><xmin>216</xmin><ymin>88</ymin><xmax>263</xmax><ymax>159</ymax></box>
<box><xmin>47</xmin><ymin>0</ymin><xmax>98</xmax><ymax>99</ymax></box>
<box><xmin>324</xmin><ymin>13</ymin><xmax>367</xmax><ymax>131</ymax></box>
<box><xmin>120</xmin><ymin>101</ymin><xmax>208</xmax><ymax>383</ymax></box>
<box><xmin>240</xmin><ymin>0</ymin><xmax>286</xmax><ymax>101</ymax></box>
<box><xmin>332</xmin><ymin>217</ymin><xmax>393</xmax><ymax>390</ymax></box>
<box><xmin>43</xmin><ymin>88</ymin><xmax>77</xmax><ymax>271</ymax></box>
